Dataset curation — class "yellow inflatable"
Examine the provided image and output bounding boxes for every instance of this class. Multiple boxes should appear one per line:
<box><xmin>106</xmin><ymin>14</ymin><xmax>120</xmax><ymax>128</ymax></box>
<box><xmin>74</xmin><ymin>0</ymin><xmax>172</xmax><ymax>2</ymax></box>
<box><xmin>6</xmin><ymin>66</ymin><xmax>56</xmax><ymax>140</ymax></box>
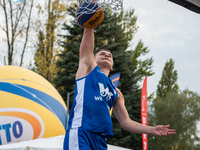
<box><xmin>0</xmin><ymin>66</ymin><xmax>67</xmax><ymax>145</ymax></box>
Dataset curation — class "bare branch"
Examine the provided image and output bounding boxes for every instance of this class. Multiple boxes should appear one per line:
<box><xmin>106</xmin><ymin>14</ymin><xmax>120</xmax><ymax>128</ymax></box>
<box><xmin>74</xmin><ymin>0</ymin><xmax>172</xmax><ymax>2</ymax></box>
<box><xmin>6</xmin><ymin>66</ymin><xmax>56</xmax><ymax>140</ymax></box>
<box><xmin>0</xmin><ymin>25</ymin><xmax>6</xmax><ymax>32</ymax></box>
<box><xmin>8</xmin><ymin>0</ymin><xmax>14</xmax><ymax>63</ymax></box>
<box><xmin>2</xmin><ymin>0</ymin><xmax>11</xmax><ymax>64</ymax></box>
<box><xmin>20</xmin><ymin>0</ymin><xmax>34</xmax><ymax>66</ymax></box>
<box><xmin>4</xmin><ymin>56</ymin><xmax>6</xmax><ymax>65</ymax></box>
<box><xmin>13</xmin><ymin>1</ymin><xmax>26</xmax><ymax>36</ymax></box>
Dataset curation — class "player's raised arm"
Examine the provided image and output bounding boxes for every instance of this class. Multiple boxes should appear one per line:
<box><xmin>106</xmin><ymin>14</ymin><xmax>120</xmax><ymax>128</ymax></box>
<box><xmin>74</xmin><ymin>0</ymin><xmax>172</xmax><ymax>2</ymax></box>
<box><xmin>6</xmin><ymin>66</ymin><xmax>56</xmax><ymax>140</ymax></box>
<box><xmin>76</xmin><ymin>29</ymin><xmax>97</xmax><ymax>80</ymax></box>
<box><xmin>79</xmin><ymin>29</ymin><xmax>94</xmax><ymax>61</ymax></box>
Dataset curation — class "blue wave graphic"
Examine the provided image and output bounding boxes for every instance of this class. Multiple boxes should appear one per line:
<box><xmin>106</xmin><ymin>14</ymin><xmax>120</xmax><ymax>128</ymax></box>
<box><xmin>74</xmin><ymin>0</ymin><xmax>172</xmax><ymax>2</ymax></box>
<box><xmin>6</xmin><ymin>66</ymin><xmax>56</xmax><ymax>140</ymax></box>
<box><xmin>0</xmin><ymin>82</ymin><xmax>67</xmax><ymax>129</ymax></box>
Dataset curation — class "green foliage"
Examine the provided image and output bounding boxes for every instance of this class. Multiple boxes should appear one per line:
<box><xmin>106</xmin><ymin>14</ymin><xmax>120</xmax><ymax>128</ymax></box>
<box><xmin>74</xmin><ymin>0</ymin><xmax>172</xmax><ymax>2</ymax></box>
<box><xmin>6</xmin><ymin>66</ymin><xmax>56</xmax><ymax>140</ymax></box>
<box><xmin>34</xmin><ymin>30</ymin><xmax>59</xmax><ymax>82</ymax></box>
<box><xmin>106</xmin><ymin>11</ymin><xmax>154</xmax><ymax>150</ymax></box>
<box><xmin>149</xmin><ymin>59</ymin><xmax>200</xmax><ymax>150</ymax></box>
<box><xmin>33</xmin><ymin>0</ymin><xmax>68</xmax><ymax>82</ymax></box>
<box><xmin>156</xmin><ymin>58</ymin><xmax>179</xmax><ymax>98</ymax></box>
<box><xmin>53</xmin><ymin>4</ymin><xmax>154</xmax><ymax>149</ymax></box>
<box><xmin>53</xmin><ymin>3</ymin><xmax>81</xmax><ymax>104</ymax></box>
<box><xmin>129</xmin><ymin>40</ymin><xmax>154</xmax><ymax>82</ymax></box>
<box><xmin>148</xmin><ymin>90</ymin><xmax>200</xmax><ymax>150</ymax></box>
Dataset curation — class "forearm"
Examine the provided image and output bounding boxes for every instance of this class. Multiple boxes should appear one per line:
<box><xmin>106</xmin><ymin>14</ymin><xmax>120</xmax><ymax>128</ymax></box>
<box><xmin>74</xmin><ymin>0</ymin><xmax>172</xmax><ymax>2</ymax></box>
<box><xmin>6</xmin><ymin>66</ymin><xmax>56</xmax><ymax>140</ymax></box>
<box><xmin>121</xmin><ymin>119</ymin><xmax>154</xmax><ymax>135</ymax></box>
<box><xmin>114</xmin><ymin>89</ymin><xmax>176</xmax><ymax>137</ymax></box>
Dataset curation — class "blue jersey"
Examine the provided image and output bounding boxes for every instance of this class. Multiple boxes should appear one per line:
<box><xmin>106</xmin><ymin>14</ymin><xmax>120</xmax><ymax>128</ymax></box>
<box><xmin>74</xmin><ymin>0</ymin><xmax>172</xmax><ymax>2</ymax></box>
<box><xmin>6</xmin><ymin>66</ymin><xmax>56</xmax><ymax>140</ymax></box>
<box><xmin>68</xmin><ymin>66</ymin><xmax>118</xmax><ymax>139</ymax></box>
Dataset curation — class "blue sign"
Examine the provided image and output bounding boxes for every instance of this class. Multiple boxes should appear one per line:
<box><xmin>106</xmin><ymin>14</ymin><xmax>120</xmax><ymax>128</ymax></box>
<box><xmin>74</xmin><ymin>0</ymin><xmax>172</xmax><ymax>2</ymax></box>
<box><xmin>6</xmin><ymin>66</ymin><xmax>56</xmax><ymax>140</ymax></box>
<box><xmin>109</xmin><ymin>72</ymin><xmax>121</xmax><ymax>88</ymax></box>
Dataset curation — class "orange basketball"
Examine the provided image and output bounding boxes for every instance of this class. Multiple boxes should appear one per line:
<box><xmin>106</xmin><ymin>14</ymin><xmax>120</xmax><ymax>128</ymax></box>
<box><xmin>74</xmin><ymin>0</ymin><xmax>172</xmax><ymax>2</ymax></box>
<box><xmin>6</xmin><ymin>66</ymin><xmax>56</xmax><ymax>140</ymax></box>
<box><xmin>76</xmin><ymin>1</ymin><xmax>104</xmax><ymax>29</ymax></box>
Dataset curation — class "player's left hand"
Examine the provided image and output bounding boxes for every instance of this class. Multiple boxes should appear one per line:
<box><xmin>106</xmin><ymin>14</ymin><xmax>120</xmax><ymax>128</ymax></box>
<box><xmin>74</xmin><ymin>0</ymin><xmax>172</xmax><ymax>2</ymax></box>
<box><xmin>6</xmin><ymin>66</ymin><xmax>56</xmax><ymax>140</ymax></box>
<box><xmin>153</xmin><ymin>124</ymin><xmax>176</xmax><ymax>137</ymax></box>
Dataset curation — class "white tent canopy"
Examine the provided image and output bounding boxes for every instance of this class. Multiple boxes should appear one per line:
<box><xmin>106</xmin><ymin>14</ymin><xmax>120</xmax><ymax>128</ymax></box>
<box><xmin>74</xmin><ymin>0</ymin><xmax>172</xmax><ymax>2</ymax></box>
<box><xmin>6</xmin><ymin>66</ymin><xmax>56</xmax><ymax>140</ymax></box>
<box><xmin>0</xmin><ymin>135</ymin><xmax>131</xmax><ymax>150</ymax></box>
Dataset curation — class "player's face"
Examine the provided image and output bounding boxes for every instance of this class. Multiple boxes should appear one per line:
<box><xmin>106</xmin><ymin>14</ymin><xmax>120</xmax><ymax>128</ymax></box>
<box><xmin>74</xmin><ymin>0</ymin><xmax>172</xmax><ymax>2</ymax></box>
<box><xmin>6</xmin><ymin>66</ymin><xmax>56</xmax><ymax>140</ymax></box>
<box><xmin>95</xmin><ymin>50</ymin><xmax>113</xmax><ymax>69</ymax></box>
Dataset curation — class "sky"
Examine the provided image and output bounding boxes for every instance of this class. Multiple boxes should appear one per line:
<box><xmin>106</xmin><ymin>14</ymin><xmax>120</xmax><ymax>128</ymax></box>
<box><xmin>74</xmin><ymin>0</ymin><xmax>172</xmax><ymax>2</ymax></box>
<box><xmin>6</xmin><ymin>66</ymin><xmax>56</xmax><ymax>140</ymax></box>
<box><xmin>122</xmin><ymin>0</ymin><xmax>200</xmax><ymax>96</ymax></box>
<box><xmin>1</xmin><ymin>0</ymin><xmax>199</xmax><ymax>94</ymax></box>
<box><xmin>122</xmin><ymin>0</ymin><xmax>200</xmax><ymax>135</ymax></box>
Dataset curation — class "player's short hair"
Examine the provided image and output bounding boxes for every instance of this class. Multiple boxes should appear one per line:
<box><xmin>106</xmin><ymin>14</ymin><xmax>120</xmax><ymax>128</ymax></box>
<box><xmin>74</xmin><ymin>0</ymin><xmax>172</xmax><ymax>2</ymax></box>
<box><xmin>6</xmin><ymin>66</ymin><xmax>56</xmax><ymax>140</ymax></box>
<box><xmin>94</xmin><ymin>49</ymin><xmax>112</xmax><ymax>58</ymax></box>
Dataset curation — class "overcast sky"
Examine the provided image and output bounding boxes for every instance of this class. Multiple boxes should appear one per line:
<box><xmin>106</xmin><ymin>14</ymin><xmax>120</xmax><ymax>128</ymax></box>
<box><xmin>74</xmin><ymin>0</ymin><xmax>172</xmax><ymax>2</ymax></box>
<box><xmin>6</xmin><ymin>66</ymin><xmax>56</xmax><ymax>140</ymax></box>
<box><xmin>1</xmin><ymin>0</ymin><xmax>199</xmax><ymax>95</ymax></box>
<box><xmin>1</xmin><ymin>0</ymin><xmax>199</xmax><ymax>93</ymax></box>
<box><xmin>123</xmin><ymin>0</ymin><xmax>200</xmax><ymax>96</ymax></box>
<box><xmin>123</xmin><ymin>0</ymin><xmax>200</xmax><ymax>135</ymax></box>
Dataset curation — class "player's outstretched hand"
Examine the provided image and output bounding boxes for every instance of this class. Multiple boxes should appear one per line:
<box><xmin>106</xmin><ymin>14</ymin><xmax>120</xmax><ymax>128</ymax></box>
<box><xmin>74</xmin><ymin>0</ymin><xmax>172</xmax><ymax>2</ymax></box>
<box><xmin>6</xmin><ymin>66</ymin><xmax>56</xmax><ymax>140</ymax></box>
<box><xmin>153</xmin><ymin>125</ymin><xmax>176</xmax><ymax>137</ymax></box>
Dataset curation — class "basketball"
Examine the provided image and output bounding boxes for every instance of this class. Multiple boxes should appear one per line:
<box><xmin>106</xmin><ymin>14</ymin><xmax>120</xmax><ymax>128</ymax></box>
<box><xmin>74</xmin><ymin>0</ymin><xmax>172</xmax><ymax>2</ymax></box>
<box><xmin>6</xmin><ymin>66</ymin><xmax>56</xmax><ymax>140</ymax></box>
<box><xmin>76</xmin><ymin>1</ymin><xmax>104</xmax><ymax>29</ymax></box>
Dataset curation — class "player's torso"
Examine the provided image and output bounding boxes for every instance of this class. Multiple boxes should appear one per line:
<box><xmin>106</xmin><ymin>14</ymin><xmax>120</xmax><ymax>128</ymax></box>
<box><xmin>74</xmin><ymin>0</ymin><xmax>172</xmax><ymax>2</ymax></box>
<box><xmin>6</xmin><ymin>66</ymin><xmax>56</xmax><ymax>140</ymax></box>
<box><xmin>68</xmin><ymin>66</ymin><xmax>118</xmax><ymax>138</ymax></box>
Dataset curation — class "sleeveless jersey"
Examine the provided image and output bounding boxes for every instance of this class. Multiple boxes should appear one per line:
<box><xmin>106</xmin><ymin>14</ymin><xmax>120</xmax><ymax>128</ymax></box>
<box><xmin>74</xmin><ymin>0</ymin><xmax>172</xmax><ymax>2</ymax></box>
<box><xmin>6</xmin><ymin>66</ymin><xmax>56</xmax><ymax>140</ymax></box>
<box><xmin>68</xmin><ymin>66</ymin><xmax>118</xmax><ymax>139</ymax></box>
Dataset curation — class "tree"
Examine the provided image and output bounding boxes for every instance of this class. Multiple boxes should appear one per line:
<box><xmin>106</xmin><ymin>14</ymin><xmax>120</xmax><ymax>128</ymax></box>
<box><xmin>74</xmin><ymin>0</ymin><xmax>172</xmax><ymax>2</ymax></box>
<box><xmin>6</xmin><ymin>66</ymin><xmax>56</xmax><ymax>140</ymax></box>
<box><xmin>33</xmin><ymin>0</ymin><xmax>68</xmax><ymax>82</ymax></box>
<box><xmin>52</xmin><ymin>3</ymin><xmax>81</xmax><ymax>103</ymax></box>
<box><xmin>149</xmin><ymin>58</ymin><xmax>200</xmax><ymax>150</ymax></box>
<box><xmin>53</xmin><ymin>4</ymin><xmax>154</xmax><ymax>150</ymax></box>
<box><xmin>148</xmin><ymin>90</ymin><xmax>200</xmax><ymax>150</ymax></box>
<box><xmin>0</xmin><ymin>0</ymin><xmax>34</xmax><ymax>66</ymax></box>
<box><xmin>104</xmin><ymin>11</ymin><xmax>154</xmax><ymax>150</ymax></box>
<box><xmin>156</xmin><ymin>58</ymin><xmax>179</xmax><ymax>98</ymax></box>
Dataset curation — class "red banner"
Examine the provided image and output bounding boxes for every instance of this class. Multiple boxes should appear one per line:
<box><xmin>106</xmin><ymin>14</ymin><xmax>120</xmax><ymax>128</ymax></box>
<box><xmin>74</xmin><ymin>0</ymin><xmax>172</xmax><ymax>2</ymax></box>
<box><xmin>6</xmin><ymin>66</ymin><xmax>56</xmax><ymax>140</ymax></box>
<box><xmin>141</xmin><ymin>77</ymin><xmax>148</xmax><ymax>150</ymax></box>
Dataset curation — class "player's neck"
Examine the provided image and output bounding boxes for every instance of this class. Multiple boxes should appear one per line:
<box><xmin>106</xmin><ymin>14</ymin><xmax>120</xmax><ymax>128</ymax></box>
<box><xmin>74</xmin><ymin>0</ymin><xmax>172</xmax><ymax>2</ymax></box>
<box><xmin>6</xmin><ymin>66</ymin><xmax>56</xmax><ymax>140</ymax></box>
<box><xmin>99</xmin><ymin>67</ymin><xmax>110</xmax><ymax>77</ymax></box>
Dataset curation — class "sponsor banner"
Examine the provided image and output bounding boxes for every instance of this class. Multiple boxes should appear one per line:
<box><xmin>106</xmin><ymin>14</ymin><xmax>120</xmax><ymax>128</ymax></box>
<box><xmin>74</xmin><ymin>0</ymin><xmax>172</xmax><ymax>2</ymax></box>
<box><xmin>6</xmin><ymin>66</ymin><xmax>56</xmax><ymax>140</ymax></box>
<box><xmin>0</xmin><ymin>82</ymin><xmax>67</xmax><ymax>128</ymax></box>
<box><xmin>141</xmin><ymin>77</ymin><xmax>148</xmax><ymax>150</ymax></box>
<box><xmin>0</xmin><ymin>108</ymin><xmax>44</xmax><ymax>145</ymax></box>
<box><xmin>0</xmin><ymin>66</ymin><xmax>67</xmax><ymax>145</ymax></box>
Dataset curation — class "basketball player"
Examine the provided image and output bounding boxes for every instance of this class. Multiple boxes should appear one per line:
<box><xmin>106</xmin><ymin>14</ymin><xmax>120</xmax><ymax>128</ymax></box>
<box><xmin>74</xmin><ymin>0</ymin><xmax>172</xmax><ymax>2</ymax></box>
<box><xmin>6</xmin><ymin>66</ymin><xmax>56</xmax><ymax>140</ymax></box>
<box><xmin>63</xmin><ymin>28</ymin><xmax>176</xmax><ymax>150</ymax></box>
